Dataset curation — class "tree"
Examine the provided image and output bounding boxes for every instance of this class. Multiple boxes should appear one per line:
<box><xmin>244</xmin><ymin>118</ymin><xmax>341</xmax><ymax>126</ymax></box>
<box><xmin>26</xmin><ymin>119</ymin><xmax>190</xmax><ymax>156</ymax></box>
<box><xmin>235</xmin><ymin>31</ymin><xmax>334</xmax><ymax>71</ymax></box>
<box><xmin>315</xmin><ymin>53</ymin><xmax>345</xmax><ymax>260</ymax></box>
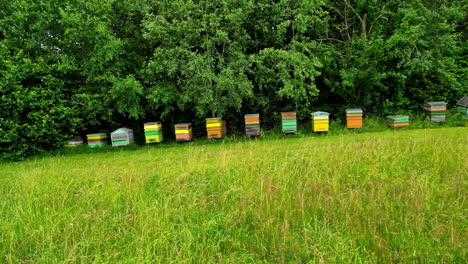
<box><xmin>142</xmin><ymin>0</ymin><xmax>253</xmax><ymax>119</ymax></box>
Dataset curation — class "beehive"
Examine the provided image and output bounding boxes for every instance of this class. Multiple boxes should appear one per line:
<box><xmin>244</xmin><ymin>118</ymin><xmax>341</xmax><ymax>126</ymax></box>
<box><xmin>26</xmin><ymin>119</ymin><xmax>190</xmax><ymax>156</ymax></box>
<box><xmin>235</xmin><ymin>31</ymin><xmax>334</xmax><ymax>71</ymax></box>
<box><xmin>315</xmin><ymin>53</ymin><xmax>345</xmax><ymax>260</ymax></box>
<box><xmin>456</xmin><ymin>96</ymin><xmax>468</xmax><ymax>118</ymax></box>
<box><xmin>206</xmin><ymin>118</ymin><xmax>223</xmax><ymax>139</ymax></box>
<box><xmin>346</xmin><ymin>109</ymin><xmax>363</xmax><ymax>129</ymax></box>
<box><xmin>311</xmin><ymin>111</ymin><xmax>330</xmax><ymax>132</ymax></box>
<box><xmin>281</xmin><ymin>112</ymin><xmax>297</xmax><ymax>134</ymax></box>
<box><xmin>245</xmin><ymin>114</ymin><xmax>260</xmax><ymax>136</ymax></box>
<box><xmin>64</xmin><ymin>136</ymin><xmax>83</xmax><ymax>149</ymax></box>
<box><xmin>175</xmin><ymin>123</ymin><xmax>192</xmax><ymax>142</ymax></box>
<box><xmin>144</xmin><ymin>122</ymin><xmax>163</xmax><ymax>143</ymax></box>
<box><xmin>423</xmin><ymin>101</ymin><xmax>447</xmax><ymax>123</ymax></box>
<box><xmin>386</xmin><ymin>115</ymin><xmax>409</xmax><ymax>128</ymax></box>
<box><xmin>222</xmin><ymin>121</ymin><xmax>227</xmax><ymax>136</ymax></box>
<box><xmin>111</xmin><ymin>127</ymin><xmax>134</xmax><ymax>146</ymax></box>
<box><xmin>86</xmin><ymin>133</ymin><xmax>107</xmax><ymax>148</ymax></box>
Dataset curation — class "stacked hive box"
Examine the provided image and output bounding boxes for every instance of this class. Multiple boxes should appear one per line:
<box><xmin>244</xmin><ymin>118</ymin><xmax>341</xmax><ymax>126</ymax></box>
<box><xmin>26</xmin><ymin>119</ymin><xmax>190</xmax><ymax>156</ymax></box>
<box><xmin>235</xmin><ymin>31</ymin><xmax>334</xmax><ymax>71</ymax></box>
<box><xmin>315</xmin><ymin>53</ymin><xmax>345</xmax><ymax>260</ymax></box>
<box><xmin>86</xmin><ymin>133</ymin><xmax>107</xmax><ymax>148</ymax></box>
<box><xmin>222</xmin><ymin>121</ymin><xmax>227</xmax><ymax>136</ymax></box>
<box><xmin>64</xmin><ymin>137</ymin><xmax>83</xmax><ymax>149</ymax></box>
<box><xmin>245</xmin><ymin>114</ymin><xmax>260</xmax><ymax>136</ymax></box>
<box><xmin>346</xmin><ymin>109</ymin><xmax>363</xmax><ymax>128</ymax></box>
<box><xmin>456</xmin><ymin>96</ymin><xmax>468</xmax><ymax>118</ymax></box>
<box><xmin>423</xmin><ymin>101</ymin><xmax>447</xmax><ymax>123</ymax></box>
<box><xmin>387</xmin><ymin>115</ymin><xmax>409</xmax><ymax>128</ymax></box>
<box><xmin>175</xmin><ymin>123</ymin><xmax>192</xmax><ymax>142</ymax></box>
<box><xmin>144</xmin><ymin>122</ymin><xmax>163</xmax><ymax>143</ymax></box>
<box><xmin>111</xmin><ymin>127</ymin><xmax>134</xmax><ymax>146</ymax></box>
<box><xmin>281</xmin><ymin>112</ymin><xmax>297</xmax><ymax>134</ymax></box>
<box><xmin>206</xmin><ymin>118</ymin><xmax>223</xmax><ymax>139</ymax></box>
<box><xmin>311</xmin><ymin>111</ymin><xmax>330</xmax><ymax>132</ymax></box>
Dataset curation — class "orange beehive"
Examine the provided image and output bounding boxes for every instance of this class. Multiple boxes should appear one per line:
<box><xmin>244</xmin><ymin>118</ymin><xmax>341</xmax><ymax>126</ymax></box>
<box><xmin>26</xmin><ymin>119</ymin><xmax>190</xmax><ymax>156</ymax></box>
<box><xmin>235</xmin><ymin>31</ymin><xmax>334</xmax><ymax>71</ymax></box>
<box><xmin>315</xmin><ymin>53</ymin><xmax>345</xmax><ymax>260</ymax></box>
<box><xmin>346</xmin><ymin>109</ymin><xmax>363</xmax><ymax>129</ymax></box>
<box><xmin>206</xmin><ymin>118</ymin><xmax>223</xmax><ymax>139</ymax></box>
<box><xmin>175</xmin><ymin>123</ymin><xmax>192</xmax><ymax>142</ymax></box>
<box><xmin>386</xmin><ymin>115</ymin><xmax>409</xmax><ymax>128</ymax></box>
<box><xmin>387</xmin><ymin>122</ymin><xmax>410</xmax><ymax>127</ymax></box>
<box><xmin>245</xmin><ymin>114</ymin><xmax>260</xmax><ymax>136</ymax></box>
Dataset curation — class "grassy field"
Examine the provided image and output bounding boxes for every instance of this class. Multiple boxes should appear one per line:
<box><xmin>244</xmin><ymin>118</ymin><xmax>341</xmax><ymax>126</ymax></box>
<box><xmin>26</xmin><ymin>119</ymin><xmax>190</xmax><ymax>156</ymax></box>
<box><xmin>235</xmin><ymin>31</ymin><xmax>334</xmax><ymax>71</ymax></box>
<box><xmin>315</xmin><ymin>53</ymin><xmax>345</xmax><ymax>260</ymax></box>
<box><xmin>1</xmin><ymin>127</ymin><xmax>467</xmax><ymax>263</ymax></box>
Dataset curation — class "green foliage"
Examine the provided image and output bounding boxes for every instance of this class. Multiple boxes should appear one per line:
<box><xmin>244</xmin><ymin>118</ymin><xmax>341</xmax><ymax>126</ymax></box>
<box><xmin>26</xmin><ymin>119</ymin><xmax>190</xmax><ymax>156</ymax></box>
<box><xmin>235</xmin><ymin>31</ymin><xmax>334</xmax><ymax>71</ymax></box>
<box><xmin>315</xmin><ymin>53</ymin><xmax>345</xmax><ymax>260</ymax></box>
<box><xmin>0</xmin><ymin>45</ymin><xmax>80</xmax><ymax>159</ymax></box>
<box><xmin>319</xmin><ymin>0</ymin><xmax>466</xmax><ymax>114</ymax></box>
<box><xmin>0</xmin><ymin>0</ymin><xmax>465</xmax><ymax>159</ymax></box>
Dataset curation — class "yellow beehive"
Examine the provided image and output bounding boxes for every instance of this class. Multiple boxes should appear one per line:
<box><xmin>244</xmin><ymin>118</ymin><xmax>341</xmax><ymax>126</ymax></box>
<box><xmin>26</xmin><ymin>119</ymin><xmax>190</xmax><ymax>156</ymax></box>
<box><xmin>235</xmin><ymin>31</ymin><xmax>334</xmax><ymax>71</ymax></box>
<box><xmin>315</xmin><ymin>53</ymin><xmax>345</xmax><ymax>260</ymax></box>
<box><xmin>144</xmin><ymin>122</ymin><xmax>163</xmax><ymax>143</ymax></box>
<box><xmin>206</xmin><ymin>118</ymin><xmax>223</xmax><ymax>139</ymax></box>
<box><xmin>311</xmin><ymin>112</ymin><xmax>330</xmax><ymax>132</ymax></box>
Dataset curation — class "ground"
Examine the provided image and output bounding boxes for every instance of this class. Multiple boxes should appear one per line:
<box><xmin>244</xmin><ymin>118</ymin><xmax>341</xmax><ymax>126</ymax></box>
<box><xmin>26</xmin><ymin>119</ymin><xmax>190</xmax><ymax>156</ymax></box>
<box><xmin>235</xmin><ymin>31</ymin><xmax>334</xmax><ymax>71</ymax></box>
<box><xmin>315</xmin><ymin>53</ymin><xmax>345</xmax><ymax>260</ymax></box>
<box><xmin>0</xmin><ymin>127</ymin><xmax>466</xmax><ymax>263</ymax></box>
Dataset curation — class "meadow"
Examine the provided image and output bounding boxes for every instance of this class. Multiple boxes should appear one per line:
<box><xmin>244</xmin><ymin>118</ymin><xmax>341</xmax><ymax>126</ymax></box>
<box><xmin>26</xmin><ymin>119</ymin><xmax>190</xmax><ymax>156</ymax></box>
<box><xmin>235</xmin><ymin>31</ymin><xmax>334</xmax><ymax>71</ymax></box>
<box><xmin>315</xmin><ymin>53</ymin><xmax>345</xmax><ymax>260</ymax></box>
<box><xmin>0</xmin><ymin>127</ymin><xmax>467</xmax><ymax>263</ymax></box>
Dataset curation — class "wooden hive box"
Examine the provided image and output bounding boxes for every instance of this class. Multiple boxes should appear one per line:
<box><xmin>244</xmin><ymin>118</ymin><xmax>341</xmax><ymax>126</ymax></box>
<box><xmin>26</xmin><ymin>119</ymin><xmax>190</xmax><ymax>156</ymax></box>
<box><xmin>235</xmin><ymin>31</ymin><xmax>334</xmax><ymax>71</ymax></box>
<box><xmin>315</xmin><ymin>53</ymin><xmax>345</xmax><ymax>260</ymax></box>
<box><xmin>345</xmin><ymin>109</ymin><xmax>363</xmax><ymax>129</ymax></box>
<box><xmin>175</xmin><ymin>123</ymin><xmax>192</xmax><ymax>142</ymax></box>
<box><xmin>206</xmin><ymin>118</ymin><xmax>223</xmax><ymax>139</ymax></box>
<box><xmin>87</xmin><ymin>133</ymin><xmax>107</xmax><ymax>148</ymax></box>
<box><xmin>311</xmin><ymin>111</ymin><xmax>330</xmax><ymax>132</ymax></box>
<box><xmin>144</xmin><ymin>121</ymin><xmax>163</xmax><ymax>143</ymax></box>
<box><xmin>111</xmin><ymin>127</ymin><xmax>134</xmax><ymax>146</ymax></box>
<box><xmin>245</xmin><ymin>114</ymin><xmax>260</xmax><ymax>136</ymax></box>
<box><xmin>423</xmin><ymin>101</ymin><xmax>447</xmax><ymax>122</ymax></box>
<box><xmin>386</xmin><ymin>115</ymin><xmax>409</xmax><ymax>128</ymax></box>
<box><xmin>64</xmin><ymin>136</ymin><xmax>84</xmax><ymax>149</ymax></box>
<box><xmin>281</xmin><ymin>112</ymin><xmax>297</xmax><ymax>134</ymax></box>
<box><xmin>456</xmin><ymin>96</ymin><xmax>468</xmax><ymax>118</ymax></box>
<box><xmin>222</xmin><ymin>121</ymin><xmax>227</xmax><ymax>135</ymax></box>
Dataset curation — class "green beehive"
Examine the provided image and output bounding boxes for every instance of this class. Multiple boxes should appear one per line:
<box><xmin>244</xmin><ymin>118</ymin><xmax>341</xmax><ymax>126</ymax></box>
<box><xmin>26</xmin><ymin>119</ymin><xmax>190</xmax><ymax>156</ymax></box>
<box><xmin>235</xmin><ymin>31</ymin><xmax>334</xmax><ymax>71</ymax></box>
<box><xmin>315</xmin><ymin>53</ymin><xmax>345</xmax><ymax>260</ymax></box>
<box><xmin>387</xmin><ymin>115</ymin><xmax>410</xmax><ymax>128</ymax></box>
<box><xmin>64</xmin><ymin>137</ymin><xmax>83</xmax><ymax>149</ymax></box>
<box><xmin>423</xmin><ymin>101</ymin><xmax>447</xmax><ymax>122</ymax></box>
<box><xmin>456</xmin><ymin>96</ymin><xmax>468</xmax><ymax>118</ymax></box>
<box><xmin>281</xmin><ymin>112</ymin><xmax>297</xmax><ymax>134</ymax></box>
<box><xmin>144</xmin><ymin>122</ymin><xmax>163</xmax><ymax>143</ymax></box>
<box><xmin>87</xmin><ymin>133</ymin><xmax>107</xmax><ymax>148</ymax></box>
<box><xmin>110</xmin><ymin>127</ymin><xmax>134</xmax><ymax>147</ymax></box>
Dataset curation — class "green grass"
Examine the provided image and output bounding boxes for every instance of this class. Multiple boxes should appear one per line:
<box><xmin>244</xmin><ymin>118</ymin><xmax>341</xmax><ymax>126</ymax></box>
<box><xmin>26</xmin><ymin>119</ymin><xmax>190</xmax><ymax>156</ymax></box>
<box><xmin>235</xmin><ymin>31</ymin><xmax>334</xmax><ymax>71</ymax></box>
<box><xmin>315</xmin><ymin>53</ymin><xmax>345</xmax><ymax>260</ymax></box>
<box><xmin>1</xmin><ymin>127</ymin><xmax>467</xmax><ymax>263</ymax></box>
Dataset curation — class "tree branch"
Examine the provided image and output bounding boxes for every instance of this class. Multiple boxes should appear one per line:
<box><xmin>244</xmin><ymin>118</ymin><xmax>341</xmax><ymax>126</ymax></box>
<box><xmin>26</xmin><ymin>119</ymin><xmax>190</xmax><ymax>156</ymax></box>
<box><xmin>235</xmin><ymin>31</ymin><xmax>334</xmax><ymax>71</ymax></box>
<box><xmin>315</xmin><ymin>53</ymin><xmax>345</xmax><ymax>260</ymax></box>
<box><xmin>343</xmin><ymin>0</ymin><xmax>367</xmax><ymax>39</ymax></box>
<box><xmin>318</xmin><ymin>38</ymin><xmax>345</xmax><ymax>43</ymax></box>
<box><xmin>368</xmin><ymin>6</ymin><xmax>390</xmax><ymax>37</ymax></box>
<box><xmin>344</xmin><ymin>0</ymin><xmax>363</xmax><ymax>23</ymax></box>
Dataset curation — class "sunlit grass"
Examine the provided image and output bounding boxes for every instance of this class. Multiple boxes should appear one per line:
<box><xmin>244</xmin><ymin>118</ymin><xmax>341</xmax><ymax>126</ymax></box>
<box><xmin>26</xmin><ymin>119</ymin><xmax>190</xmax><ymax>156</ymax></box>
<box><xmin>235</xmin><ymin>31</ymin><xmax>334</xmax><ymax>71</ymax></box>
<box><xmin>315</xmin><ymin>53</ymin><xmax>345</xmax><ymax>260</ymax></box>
<box><xmin>0</xmin><ymin>127</ymin><xmax>467</xmax><ymax>263</ymax></box>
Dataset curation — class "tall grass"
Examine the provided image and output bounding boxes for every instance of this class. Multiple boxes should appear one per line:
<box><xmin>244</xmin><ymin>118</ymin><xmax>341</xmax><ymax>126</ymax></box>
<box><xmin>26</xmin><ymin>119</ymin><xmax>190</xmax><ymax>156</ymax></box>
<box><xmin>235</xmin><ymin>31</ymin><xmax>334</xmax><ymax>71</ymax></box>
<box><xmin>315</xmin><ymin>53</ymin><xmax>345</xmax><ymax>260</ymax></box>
<box><xmin>0</xmin><ymin>128</ymin><xmax>467</xmax><ymax>263</ymax></box>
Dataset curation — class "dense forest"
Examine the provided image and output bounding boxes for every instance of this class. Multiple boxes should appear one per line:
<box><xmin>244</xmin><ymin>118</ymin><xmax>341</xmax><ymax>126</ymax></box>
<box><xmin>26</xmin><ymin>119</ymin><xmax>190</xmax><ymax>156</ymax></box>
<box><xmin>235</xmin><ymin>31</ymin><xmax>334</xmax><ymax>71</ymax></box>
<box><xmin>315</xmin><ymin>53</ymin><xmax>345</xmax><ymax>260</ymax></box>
<box><xmin>1</xmin><ymin>0</ymin><xmax>466</xmax><ymax>159</ymax></box>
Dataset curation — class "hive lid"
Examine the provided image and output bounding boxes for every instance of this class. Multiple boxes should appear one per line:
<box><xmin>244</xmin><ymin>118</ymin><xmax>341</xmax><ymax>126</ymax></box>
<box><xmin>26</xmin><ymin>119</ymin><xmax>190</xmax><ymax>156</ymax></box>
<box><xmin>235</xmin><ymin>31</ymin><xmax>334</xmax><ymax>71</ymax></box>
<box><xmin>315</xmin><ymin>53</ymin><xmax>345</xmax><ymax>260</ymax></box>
<box><xmin>144</xmin><ymin>121</ymin><xmax>161</xmax><ymax>125</ymax></box>
<box><xmin>456</xmin><ymin>96</ymin><xmax>468</xmax><ymax>107</ymax></box>
<box><xmin>86</xmin><ymin>133</ymin><xmax>106</xmax><ymax>137</ymax></box>
<box><xmin>424</xmin><ymin>101</ymin><xmax>447</xmax><ymax>106</ymax></box>
<box><xmin>66</xmin><ymin>136</ymin><xmax>83</xmax><ymax>141</ymax></box>
<box><xmin>346</xmin><ymin>109</ymin><xmax>363</xmax><ymax>113</ymax></box>
<box><xmin>206</xmin><ymin>117</ymin><xmax>221</xmax><ymax>120</ymax></box>
<box><xmin>387</xmin><ymin>115</ymin><xmax>408</xmax><ymax>118</ymax></box>
<box><xmin>245</xmin><ymin>114</ymin><xmax>259</xmax><ymax>117</ymax></box>
<box><xmin>175</xmin><ymin>123</ymin><xmax>192</xmax><ymax>126</ymax></box>
<box><xmin>111</xmin><ymin>127</ymin><xmax>133</xmax><ymax>134</ymax></box>
<box><xmin>311</xmin><ymin>111</ymin><xmax>330</xmax><ymax>116</ymax></box>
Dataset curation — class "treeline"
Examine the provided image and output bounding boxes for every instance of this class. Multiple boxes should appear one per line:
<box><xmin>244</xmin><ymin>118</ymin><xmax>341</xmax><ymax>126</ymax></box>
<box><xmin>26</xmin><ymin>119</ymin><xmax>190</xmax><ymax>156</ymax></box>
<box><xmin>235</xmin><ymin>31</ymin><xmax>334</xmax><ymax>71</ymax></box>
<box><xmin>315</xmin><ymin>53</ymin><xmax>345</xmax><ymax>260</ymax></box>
<box><xmin>1</xmin><ymin>0</ymin><xmax>466</xmax><ymax>159</ymax></box>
